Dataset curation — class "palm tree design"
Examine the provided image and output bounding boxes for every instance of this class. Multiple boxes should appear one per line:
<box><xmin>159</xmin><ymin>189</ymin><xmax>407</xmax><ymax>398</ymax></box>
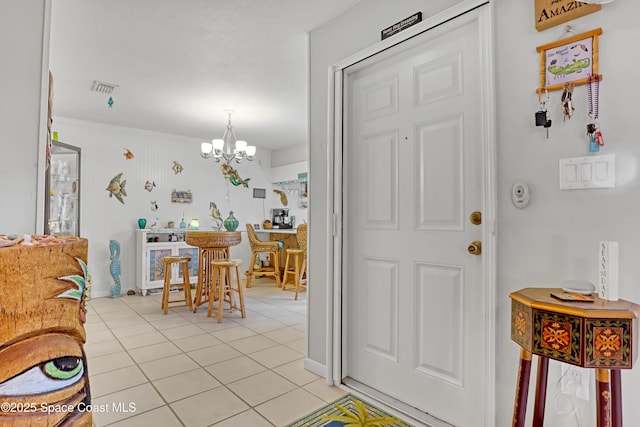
<box><xmin>321</xmin><ymin>400</ymin><xmax>402</xmax><ymax>426</ymax></box>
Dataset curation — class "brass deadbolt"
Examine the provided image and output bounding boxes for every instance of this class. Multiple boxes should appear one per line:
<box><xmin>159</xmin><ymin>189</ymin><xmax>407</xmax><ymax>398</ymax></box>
<box><xmin>470</xmin><ymin>211</ymin><xmax>482</xmax><ymax>225</ymax></box>
<box><xmin>468</xmin><ymin>241</ymin><xmax>482</xmax><ymax>255</ymax></box>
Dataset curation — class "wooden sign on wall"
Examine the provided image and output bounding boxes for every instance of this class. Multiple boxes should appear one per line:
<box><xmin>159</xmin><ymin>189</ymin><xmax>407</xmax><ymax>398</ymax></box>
<box><xmin>535</xmin><ymin>0</ymin><xmax>601</xmax><ymax>32</ymax></box>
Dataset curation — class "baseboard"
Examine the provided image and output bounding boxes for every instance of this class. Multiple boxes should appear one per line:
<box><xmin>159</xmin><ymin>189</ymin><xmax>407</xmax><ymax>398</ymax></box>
<box><xmin>303</xmin><ymin>358</ymin><xmax>326</xmax><ymax>377</ymax></box>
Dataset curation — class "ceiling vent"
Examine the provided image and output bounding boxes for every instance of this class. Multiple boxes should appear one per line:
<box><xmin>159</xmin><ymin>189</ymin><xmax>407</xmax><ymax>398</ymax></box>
<box><xmin>91</xmin><ymin>81</ymin><xmax>119</xmax><ymax>94</ymax></box>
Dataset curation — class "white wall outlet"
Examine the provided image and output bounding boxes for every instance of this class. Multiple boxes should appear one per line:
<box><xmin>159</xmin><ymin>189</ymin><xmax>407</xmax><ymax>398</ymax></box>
<box><xmin>560</xmin><ymin>365</ymin><xmax>590</xmax><ymax>401</ymax></box>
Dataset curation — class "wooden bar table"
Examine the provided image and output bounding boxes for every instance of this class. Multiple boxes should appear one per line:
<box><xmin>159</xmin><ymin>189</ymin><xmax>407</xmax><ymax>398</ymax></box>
<box><xmin>185</xmin><ymin>231</ymin><xmax>241</xmax><ymax>313</ymax></box>
<box><xmin>510</xmin><ymin>288</ymin><xmax>640</xmax><ymax>427</ymax></box>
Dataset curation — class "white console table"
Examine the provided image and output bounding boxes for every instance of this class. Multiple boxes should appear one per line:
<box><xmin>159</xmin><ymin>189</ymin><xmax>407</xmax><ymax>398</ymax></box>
<box><xmin>136</xmin><ymin>229</ymin><xmax>199</xmax><ymax>295</ymax></box>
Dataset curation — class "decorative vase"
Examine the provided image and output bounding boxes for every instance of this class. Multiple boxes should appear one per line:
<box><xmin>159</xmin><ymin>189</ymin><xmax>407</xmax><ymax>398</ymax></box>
<box><xmin>224</xmin><ymin>211</ymin><xmax>239</xmax><ymax>231</ymax></box>
<box><xmin>138</xmin><ymin>218</ymin><xmax>147</xmax><ymax>229</ymax></box>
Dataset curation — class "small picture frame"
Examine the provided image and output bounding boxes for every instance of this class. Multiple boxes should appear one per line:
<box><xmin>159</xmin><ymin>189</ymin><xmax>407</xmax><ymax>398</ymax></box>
<box><xmin>536</xmin><ymin>28</ymin><xmax>602</xmax><ymax>92</ymax></box>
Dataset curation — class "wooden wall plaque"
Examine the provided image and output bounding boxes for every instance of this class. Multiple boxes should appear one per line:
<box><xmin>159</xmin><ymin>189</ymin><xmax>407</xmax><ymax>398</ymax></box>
<box><xmin>535</xmin><ymin>0</ymin><xmax>601</xmax><ymax>32</ymax></box>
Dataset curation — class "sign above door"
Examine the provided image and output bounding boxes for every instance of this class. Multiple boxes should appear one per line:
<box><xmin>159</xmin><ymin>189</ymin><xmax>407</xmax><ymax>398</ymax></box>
<box><xmin>534</xmin><ymin>0</ymin><xmax>600</xmax><ymax>31</ymax></box>
<box><xmin>381</xmin><ymin>12</ymin><xmax>422</xmax><ymax>40</ymax></box>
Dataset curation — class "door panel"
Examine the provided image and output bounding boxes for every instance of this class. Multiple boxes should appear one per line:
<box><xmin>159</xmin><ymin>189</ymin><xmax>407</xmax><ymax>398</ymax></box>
<box><xmin>344</xmin><ymin>11</ymin><xmax>485</xmax><ymax>426</ymax></box>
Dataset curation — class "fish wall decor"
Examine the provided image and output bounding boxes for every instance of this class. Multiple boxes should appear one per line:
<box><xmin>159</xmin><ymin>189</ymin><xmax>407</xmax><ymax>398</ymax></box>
<box><xmin>144</xmin><ymin>180</ymin><xmax>156</xmax><ymax>192</ymax></box>
<box><xmin>106</xmin><ymin>173</ymin><xmax>127</xmax><ymax>204</ymax></box>
<box><xmin>123</xmin><ymin>148</ymin><xmax>134</xmax><ymax>159</ymax></box>
<box><xmin>172</xmin><ymin>161</ymin><xmax>183</xmax><ymax>175</ymax></box>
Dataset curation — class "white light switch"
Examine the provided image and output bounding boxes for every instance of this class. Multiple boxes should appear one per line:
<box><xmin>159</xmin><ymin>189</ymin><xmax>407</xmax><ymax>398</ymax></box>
<box><xmin>559</xmin><ymin>154</ymin><xmax>615</xmax><ymax>190</ymax></box>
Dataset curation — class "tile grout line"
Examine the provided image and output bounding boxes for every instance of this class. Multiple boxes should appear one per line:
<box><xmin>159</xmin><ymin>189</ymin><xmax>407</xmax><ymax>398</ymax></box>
<box><xmin>86</xmin><ymin>281</ymin><xmax>318</xmax><ymax>426</ymax></box>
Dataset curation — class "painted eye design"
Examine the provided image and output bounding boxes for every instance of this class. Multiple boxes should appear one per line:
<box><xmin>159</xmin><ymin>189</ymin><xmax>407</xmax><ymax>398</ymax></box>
<box><xmin>42</xmin><ymin>357</ymin><xmax>83</xmax><ymax>380</ymax></box>
<box><xmin>0</xmin><ymin>357</ymin><xmax>84</xmax><ymax>396</ymax></box>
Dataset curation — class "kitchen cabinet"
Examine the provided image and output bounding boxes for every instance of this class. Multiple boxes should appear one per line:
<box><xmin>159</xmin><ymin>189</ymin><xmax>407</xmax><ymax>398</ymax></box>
<box><xmin>136</xmin><ymin>229</ymin><xmax>198</xmax><ymax>295</ymax></box>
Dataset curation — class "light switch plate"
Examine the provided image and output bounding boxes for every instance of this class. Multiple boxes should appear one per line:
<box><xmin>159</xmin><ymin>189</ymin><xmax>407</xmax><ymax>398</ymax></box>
<box><xmin>559</xmin><ymin>154</ymin><xmax>615</xmax><ymax>190</ymax></box>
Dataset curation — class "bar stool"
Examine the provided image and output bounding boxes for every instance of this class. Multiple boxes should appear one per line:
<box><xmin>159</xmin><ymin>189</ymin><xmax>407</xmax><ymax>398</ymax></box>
<box><xmin>245</xmin><ymin>224</ymin><xmax>281</xmax><ymax>288</ymax></box>
<box><xmin>282</xmin><ymin>223</ymin><xmax>307</xmax><ymax>300</ymax></box>
<box><xmin>160</xmin><ymin>256</ymin><xmax>192</xmax><ymax>314</ymax></box>
<box><xmin>207</xmin><ymin>259</ymin><xmax>246</xmax><ymax>323</ymax></box>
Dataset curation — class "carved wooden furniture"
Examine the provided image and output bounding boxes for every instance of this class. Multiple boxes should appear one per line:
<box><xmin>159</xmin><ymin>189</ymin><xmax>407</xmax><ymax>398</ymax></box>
<box><xmin>185</xmin><ymin>231</ymin><xmax>241</xmax><ymax>313</ymax></box>
<box><xmin>0</xmin><ymin>235</ymin><xmax>92</xmax><ymax>426</ymax></box>
<box><xmin>282</xmin><ymin>224</ymin><xmax>307</xmax><ymax>299</ymax></box>
<box><xmin>207</xmin><ymin>259</ymin><xmax>246</xmax><ymax>323</ymax></box>
<box><xmin>245</xmin><ymin>224</ymin><xmax>281</xmax><ymax>288</ymax></box>
<box><xmin>510</xmin><ymin>287</ymin><xmax>639</xmax><ymax>427</ymax></box>
<box><xmin>160</xmin><ymin>256</ymin><xmax>192</xmax><ymax>314</ymax></box>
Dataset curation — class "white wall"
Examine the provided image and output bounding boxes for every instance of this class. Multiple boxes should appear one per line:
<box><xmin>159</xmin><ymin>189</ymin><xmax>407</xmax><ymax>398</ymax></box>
<box><xmin>0</xmin><ymin>0</ymin><xmax>50</xmax><ymax>234</ymax></box>
<box><xmin>495</xmin><ymin>1</ymin><xmax>640</xmax><ymax>425</ymax></box>
<box><xmin>310</xmin><ymin>0</ymin><xmax>640</xmax><ymax>425</ymax></box>
<box><xmin>53</xmin><ymin>117</ymin><xmax>283</xmax><ymax>298</ymax></box>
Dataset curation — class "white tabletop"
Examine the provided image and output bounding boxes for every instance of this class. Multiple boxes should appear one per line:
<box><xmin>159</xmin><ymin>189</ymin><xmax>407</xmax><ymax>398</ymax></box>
<box><xmin>256</xmin><ymin>228</ymin><xmax>298</xmax><ymax>234</ymax></box>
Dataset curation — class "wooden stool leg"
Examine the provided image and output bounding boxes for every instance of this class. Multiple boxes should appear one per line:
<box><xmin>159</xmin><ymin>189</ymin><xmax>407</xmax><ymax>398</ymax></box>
<box><xmin>182</xmin><ymin>261</ymin><xmax>193</xmax><ymax>310</ymax></box>
<box><xmin>282</xmin><ymin>252</ymin><xmax>291</xmax><ymax>291</ymax></box>
<box><xmin>513</xmin><ymin>348</ymin><xmax>532</xmax><ymax>427</ymax></box>
<box><xmin>611</xmin><ymin>369</ymin><xmax>622</xmax><ymax>427</ymax></box>
<box><xmin>194</xmin><ymin>250</ymin><xmax>204</xmax><ymax>312</ymax></box>
<box><xmin>246</xmin><ymin>252</ymin><xmax>257</xmax><ymax>288</ymax></box>
<box><xmin>273</xmin><ymin>250</ymin><xmax>281</xmax><ymax>288</ymax></box>
<box><xmin>162</xmin><ymin>263</ymin><xmax>172</xmax><ymax>314</ymax></box>
<box><xmin>294</xmin><ymin>253</ymin><xmax>301</xmax><ymax>300</ymax></box>
<box><xmin>235</xmin><ymin>264</ymin><xmax>246</xmax><ymax>318</ymax></box>
<box><xmin>207</xmin><ymin>265</ymin><xmax>218</xmax><ymax>318</ymax></box>
<box><xmin>532</xmin><ymin>356</ymin><xmax>549</xmax><ymax>427</ymax></box>
<box><xmin>596</xmin><ymin>369</ymin><xmax>613</xmax><ymax>427</ymax></box>
<box><xmin>217</xmin><ymin>267</ymin><xmax>226</xmax><ymax>323</ymax></box>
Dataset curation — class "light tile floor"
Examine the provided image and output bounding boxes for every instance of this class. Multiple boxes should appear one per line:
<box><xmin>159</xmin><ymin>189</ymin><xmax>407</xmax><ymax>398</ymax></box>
<box><xmin>85</xmin><ymin>279</ymin><xmax>346</xmax><ymax>426</ymax></box>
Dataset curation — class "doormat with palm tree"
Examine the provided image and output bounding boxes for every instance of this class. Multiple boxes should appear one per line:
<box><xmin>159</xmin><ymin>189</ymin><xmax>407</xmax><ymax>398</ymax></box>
<box><xmin>286</xmin><ymin>394</ymin><xmax>413</xmax><ymax>427</ymax></box>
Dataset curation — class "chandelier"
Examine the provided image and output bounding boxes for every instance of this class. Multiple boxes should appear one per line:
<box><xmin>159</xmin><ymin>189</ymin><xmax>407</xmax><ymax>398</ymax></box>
<box><xmin>200</xmin><ymin>110</ymin><xmax>256</xmax><ymax>164</ymax></box>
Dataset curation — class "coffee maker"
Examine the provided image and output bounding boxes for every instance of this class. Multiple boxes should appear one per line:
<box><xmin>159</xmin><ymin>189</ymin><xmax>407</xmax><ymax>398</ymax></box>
<box><xmin>271</xmin><ymin>208</ymin><xmax>292</xmax><ymax>229</ymax></box>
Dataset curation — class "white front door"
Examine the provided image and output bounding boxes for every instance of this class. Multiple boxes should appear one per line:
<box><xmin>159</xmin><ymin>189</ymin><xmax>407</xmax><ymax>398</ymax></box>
<box><xmin>342</xmin><ymin>8</ymin><xmax>492</xmax><ymax>426</ymax></box>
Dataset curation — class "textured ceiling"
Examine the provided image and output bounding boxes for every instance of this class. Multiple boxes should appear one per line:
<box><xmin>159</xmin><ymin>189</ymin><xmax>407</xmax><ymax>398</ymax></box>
<box><xmin>49</xmin><ymin>0</ymin><xmax>365</xmax><ymax>150</ymax></box>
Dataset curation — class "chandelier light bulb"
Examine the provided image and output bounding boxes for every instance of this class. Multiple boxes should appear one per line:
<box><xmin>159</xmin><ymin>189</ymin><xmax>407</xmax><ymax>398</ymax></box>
<box><xmin>212</xmin><ymin>139</ymin><xmax>224</xmax><ymax>150</ymax></box>
<box><xmin>200</xmin><ymin>142</ymin><xmax>213</xmax><ymax>159</ymax></box>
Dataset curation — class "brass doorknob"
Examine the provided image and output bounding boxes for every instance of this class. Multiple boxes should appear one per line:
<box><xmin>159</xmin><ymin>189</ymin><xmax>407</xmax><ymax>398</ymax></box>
<box><xmin>468</xmin><ymin>241</ymin><xmax>482</xmax><ymax>255</ymax></box>
<box><xmin>470</xmin><ymin>211</ymin><xmax>482</xmax><ymax>225</ymax></box>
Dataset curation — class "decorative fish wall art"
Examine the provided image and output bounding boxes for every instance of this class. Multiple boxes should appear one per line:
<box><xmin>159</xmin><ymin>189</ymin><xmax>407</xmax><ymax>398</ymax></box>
<box><xmin>106</xmin><ymin>173</ymin><xmax>127</xmax><ymax>204</ymax></box>
<box><xmin>123</xmin><ymin>148</ymin><xmax>134</xmax><ymax>159</ymax></box>
<box><xmin>172</xmin><ymin>161</ymin><xmax>183</xmax><ymax>175</ymax></box>
<box><xmin>144</xmin><ymin>180</ymin><xmax>156</xmax><ymax>192</ymax></box>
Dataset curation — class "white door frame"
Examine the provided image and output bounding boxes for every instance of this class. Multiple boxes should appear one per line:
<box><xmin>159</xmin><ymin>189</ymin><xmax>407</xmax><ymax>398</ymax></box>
<box><xmin>325</xmin><ymin>1</ymin><xmax>497</xmax><ymax>425</ymax></box>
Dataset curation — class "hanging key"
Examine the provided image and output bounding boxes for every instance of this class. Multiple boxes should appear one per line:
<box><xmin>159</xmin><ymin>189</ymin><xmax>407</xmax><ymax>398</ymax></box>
<box><xmin>535</xmin><ymin>88</ymin><xmax>551</xmax><ymax>139</ymax></box>
<box><xmin>544</xmin><ymin>118</ymin><xmax>552</xmax><ymax>139</ymax></box>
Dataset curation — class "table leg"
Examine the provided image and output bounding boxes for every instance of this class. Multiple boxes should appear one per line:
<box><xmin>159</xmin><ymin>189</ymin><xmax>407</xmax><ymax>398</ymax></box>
<box><xmin>596</xmin><ymin>369</ymin><xmax>612</xmax><ymax>427</ymax></box>
<box><xmin>610</xmin><ymin>369</ymin><xmax>621</xmax><ymax>427</ymax></box>
<box><xmin>532</xmin><ymin>356</ymin><xmax>549</xmax><ymax>426</ymax></box>
<box><xmin>513</xmin><ymin>348</ymin><xmax>532</xmax><ymax>427</ymax></box>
